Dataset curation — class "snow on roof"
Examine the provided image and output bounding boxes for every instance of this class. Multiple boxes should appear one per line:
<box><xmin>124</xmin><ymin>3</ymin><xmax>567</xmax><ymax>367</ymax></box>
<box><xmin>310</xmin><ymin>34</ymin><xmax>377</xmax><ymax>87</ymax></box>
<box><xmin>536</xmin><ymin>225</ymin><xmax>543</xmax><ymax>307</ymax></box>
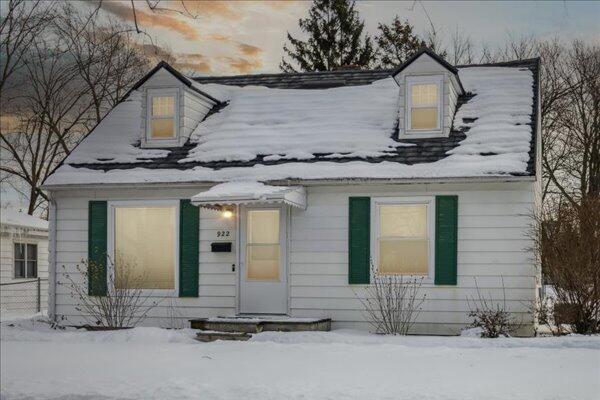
<box><xmin>184</xmin><ymin>77</ymin><xmax>406</xmax><ymax>162</ymax></box>
<box><xmin>44</xmin><ymin>63</ymin><xmax>536</xmax><ymax>187</ymax></box>
<box><xmin>1</xmin><ymin>209</ymin><xmax>48</xmax><ymax>230</ymax></box>
<box><xmin>191</xmin><ymin>181</ymin><xmax>307</xmax><ymax>209</ymax></box>
<box><xmin>63</xmin><ymin>92</ymin><xmax>169</xmax><ymax>164</ymax></box>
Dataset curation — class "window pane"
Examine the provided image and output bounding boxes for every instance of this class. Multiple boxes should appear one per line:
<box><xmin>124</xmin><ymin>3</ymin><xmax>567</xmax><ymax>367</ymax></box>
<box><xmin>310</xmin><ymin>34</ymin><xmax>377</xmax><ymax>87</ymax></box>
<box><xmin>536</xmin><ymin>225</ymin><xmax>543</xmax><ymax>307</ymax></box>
<box><xmin>151</xmin><ymin>119</ymin><xmax>175</xmax><ymax>138</ymax></box>
<box><xmin>411</xmin><ymin>84</ymin><xmax>438</xmax><ymax>106</ymax></box>
<box><xmin>247</xmin><ymin>210</ymin><xmax>279</xmax><ymax>244</ymax></box>
<box><xmin>379</xmin><ymin>239</ymin><xmax>428</xmax><ymax>275</ymax></box>
<box><xmin>246</xmin><ymin>245</ymin><xmax>280</xmax><ymax>281</ymax></box>
<box><xmin>14</xmin><ymin>243</ymin><xmax>25</xmax><ymax>260</ymax></box>
<box><xmin>152</xmin><ymin>96</ymin><xmax>174</xmax><ymax>117</ymax></box>
<box><xmin>246</xmin><ymin>209</ymin><xmax>280</xmax><ymax>281</ymax></box>
<box><xmin>380</xmin><ymin>204</ymin><xmax>427</xmax><ymax>238</ymax></box>
<box><xmin>27</xmin><ymin>244</ymin><xmax>37</xmax><ymax>261</ymax></box>
<box><xmin>114</xmin><ymin>206</ymin><xmax>176</xmax><ymax>290</ymax></box>
<box><xmin>27</xmin><ymin>261</ymin><xmax>37</xmax><ymax>278</ymax></box>
<box><xmin>411</xmin><ymin>108</ymin><xmax>438</xmax><ymax>130</ymax></box>
<box><xmin>15</xmin><ymin>260</ymin><xmax>25</xmax><ymax>278</ymax></box>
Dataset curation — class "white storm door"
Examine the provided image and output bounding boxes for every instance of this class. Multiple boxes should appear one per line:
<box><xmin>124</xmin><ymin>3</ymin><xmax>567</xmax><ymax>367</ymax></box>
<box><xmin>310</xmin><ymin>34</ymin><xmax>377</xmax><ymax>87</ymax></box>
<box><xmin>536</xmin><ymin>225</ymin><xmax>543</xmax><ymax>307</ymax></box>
<box><xmin>240</xmin><ymin>206</ymin><xmax>288</xmax><ymax>314</ymax></box>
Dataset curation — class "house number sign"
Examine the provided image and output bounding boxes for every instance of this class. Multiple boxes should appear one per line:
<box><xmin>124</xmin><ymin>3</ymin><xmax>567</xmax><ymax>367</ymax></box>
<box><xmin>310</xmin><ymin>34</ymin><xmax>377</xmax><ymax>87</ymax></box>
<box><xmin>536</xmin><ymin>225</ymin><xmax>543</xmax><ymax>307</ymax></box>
<box><xmin>217</xmin><ymin>230</ymin><xmax>231</xmax><ymax>238</ymax></box>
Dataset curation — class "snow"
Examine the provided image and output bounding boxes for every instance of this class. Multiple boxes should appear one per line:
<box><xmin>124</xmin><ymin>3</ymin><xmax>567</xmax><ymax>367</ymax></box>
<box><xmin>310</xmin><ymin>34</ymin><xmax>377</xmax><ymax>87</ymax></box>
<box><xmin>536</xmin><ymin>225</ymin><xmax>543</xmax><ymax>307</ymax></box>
<box><xmin>0</xmin><ymin>209</ymin><xmax>48</xmax><ymax>230</ymax></box>
<box><xmin>44</xmin><ymin>65</ymin><xmax>536</xmax><ymax>187</ymax></box>
<box><xmin>192</xmin><ymin>181</ymin><xmax>292</xmax><ymax>200</ymax></box>
<box><xmin>45</xmin><ymin>153</ymin><xmax>531</xmax><ymax>186</ymax></box>
<box><xmin>1</xmin><ymin>316</ymin><xmax>599</xmax><ymax>400</ymax></box>
<box><xmin>450</xmin><ymin>67</ymin><xmax>534</xmax><ymax>168</ymax></box>
<box><xmin>184</xmin><ymin>78</ymin><xmax>405</xmax><ymax>163</ymax></box>
<box><xmin>62</xmin><ymin>91</ymin><xmax>169</xmax><ymax>164</ymax></box>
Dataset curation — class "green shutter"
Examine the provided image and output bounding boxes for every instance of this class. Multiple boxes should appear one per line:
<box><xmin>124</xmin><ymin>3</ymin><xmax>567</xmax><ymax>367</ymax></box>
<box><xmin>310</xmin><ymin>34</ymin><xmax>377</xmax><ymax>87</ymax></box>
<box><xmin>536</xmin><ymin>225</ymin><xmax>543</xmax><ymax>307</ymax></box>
<box><xmin>435</xmin><ymin>195</ymin><xmax>458</xmax><ymax>285</ymax></box>
<box><xmin>179</xmin><ymin>199</ymin><xmax>199</xmax><ymax>297</ymax></box>
<box><xmin>88</xmin><ymin>201</ymin><xmax>107</xmax><ymax>296</ymax></box>
<box><xmin>348</xmin><ymin>197</ymin><xmax>370</xmax><ymax>284</ymax></box>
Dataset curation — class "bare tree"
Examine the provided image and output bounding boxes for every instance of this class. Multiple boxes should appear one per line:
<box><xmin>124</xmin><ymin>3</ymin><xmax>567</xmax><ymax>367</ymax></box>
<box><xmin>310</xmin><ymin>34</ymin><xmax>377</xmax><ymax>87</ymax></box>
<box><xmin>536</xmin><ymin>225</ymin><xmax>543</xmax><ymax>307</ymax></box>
<box><xmin>0</xmin><ymin>0</ymin><xmax>55</xmax><ymax>99</ymax></box>
<box><xmin>1</xmin><ymin>2</ymin><xmax>152</xmax><ymax>215</ymax></box>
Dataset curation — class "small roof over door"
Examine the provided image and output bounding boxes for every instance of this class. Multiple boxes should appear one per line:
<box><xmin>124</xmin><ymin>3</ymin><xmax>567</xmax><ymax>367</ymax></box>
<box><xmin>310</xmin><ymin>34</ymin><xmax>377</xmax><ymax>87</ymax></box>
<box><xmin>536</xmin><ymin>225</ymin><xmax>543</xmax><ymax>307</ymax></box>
<box><xmin>191</xmin><ymin>181</ymin><xmax>307</xmax><ymax>210</ymax></box>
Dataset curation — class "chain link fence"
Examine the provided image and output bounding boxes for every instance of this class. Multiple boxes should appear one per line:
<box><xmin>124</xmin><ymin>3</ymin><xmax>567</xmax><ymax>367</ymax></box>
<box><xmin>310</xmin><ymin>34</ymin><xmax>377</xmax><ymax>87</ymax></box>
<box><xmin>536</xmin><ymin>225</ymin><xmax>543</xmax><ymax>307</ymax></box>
<box><xmin>0</xmin><ymin>278</ymin><xmax>48</xmax><ymax>314</ymax></box>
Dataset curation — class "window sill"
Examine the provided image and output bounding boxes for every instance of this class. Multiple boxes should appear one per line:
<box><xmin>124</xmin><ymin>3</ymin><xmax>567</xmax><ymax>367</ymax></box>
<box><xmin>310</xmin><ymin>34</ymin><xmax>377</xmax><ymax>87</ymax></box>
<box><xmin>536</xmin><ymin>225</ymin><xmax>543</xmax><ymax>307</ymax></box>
<box><xmin>141</xmin><ymin>138</ymin><xmax>182</xmax><ymax>148</ymax></box>
<box><xmin>401</xmin><ymin>129</ymin><xmax>447</xmax><ymax>139</ymax></box>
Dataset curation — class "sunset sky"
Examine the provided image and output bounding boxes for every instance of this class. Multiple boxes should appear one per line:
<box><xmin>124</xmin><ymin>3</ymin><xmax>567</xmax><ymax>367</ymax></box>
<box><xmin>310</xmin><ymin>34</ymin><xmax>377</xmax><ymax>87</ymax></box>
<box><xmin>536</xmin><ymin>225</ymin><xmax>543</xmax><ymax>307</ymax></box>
<box><xmin>92</xmin><ymin>0</ymin><xmax>600</xmax><ymax>75</ymax></box>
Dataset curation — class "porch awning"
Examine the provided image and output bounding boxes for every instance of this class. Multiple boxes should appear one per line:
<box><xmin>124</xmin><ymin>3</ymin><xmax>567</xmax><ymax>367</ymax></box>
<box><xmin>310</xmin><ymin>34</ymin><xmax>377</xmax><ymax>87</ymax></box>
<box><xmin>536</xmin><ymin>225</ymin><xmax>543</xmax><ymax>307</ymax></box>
<box><xmin>191</xmin><ymin>181</ymin><xmax>307</xmax><ymax>210</ymax></box>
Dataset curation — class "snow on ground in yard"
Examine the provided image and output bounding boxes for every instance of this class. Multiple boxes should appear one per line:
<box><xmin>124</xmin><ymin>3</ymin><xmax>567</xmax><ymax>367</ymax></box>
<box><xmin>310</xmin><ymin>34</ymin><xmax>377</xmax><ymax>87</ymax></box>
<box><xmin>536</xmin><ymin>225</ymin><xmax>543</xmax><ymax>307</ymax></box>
<box><xmin>2</xmin><ymin>316</ymin><xmax>599</xmax><ymax>400</ymax></box>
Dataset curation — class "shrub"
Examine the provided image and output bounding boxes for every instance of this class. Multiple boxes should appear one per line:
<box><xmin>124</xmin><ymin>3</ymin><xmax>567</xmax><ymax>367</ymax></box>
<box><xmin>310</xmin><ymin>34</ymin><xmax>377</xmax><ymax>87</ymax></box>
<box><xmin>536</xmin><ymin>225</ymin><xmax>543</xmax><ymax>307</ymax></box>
<box><xmin>356</xmin><ymin>263</ymin><xmax>426</xmax><ymax>335</ymax></box>
<box><xmin>59</xmin><ymin>256</ymin><xmax>159</xmax><ymax>329</ymax></box>
<box><xmin>533</xmin><ymin>197</ymin><xmax>600</xmax><ymax>334</ymax></box>
<box><xmin>467</xmin><ymin>277</ymin><xmax>518</xmax><ymax>338</ymax></box>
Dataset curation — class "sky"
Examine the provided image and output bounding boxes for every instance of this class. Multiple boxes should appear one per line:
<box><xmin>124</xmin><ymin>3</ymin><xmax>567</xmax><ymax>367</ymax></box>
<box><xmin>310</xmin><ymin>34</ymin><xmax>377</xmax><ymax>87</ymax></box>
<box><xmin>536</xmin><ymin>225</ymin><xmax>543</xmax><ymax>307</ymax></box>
<box><xmin>92</xmin><ymin>0</ymin><xmax>600</xmax><ymax>75</ymax></box>
<box><xmin>1</xmin><ymin>0</ymin><xmax>599</xmax><ymax>211</ymax></box>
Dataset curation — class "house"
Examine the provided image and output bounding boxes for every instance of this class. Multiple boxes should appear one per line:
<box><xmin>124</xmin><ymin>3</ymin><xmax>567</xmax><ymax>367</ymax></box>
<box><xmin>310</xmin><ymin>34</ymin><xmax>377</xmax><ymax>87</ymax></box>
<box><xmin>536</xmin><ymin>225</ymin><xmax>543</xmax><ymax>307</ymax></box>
<box><xmin>0</xmin><ymin>209</ymin><xmax>49</xmax><ymax>313</ymax></box>
<box><xmin>42</xmin><ymin>49</ymin><xmax>541</xmax><ymax>335</ymax></box>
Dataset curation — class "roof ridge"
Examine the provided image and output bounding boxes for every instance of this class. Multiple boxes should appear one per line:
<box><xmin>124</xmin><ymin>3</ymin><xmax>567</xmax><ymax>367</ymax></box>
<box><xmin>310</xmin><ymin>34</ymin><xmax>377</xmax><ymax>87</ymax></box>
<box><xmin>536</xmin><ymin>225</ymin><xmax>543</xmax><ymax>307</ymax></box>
<box><xmin>193</xmin><ymin>57</ymin><xmax>537</xmax><ymax>82</ymax></box>
<box><xmin>192</xmin><ymin>68</ymin><xmax>394</xmax><ymax>81</ymax></box>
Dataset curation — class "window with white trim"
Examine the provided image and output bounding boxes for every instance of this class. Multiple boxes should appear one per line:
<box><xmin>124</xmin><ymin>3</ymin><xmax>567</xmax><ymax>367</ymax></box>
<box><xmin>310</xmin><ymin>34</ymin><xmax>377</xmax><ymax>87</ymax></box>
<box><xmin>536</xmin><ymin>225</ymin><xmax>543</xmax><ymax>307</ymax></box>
<box><xmin>14</xmin><ymin>243</ymin><xmax>37</xmax><ymax>278</ymax></box>
<box><xmin>111</xmin><ymin>202</ymin><xmax>178</xmax><ymax>291</ymax></box>
<box><xmin>406</xmin><ymin>76</ymin><xmax>443</xmax><ymax>132</ymax></box>
<box><xmin>147</xmin><ymin>90</ymin><xmax>178</xmax><ymax>140</ymax></box>
<box><xmin>372</xmin><ymin>198</ymin><xmax>434</xmax><ymax>276</ymax></box>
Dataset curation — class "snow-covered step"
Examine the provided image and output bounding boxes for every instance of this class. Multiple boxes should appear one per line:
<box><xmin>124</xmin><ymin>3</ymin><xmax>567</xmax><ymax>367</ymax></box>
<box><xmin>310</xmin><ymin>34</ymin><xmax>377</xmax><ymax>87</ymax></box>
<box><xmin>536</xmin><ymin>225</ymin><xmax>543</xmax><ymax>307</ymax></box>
<box><xmin>195</xmin><ymin>330</ymin><xmax>252</xmax><ymax>342</ymax></box>
<box><xmin>190</xmin><ymin>317</ymin><xmax>331</xmax><ymax>333</ymax></box>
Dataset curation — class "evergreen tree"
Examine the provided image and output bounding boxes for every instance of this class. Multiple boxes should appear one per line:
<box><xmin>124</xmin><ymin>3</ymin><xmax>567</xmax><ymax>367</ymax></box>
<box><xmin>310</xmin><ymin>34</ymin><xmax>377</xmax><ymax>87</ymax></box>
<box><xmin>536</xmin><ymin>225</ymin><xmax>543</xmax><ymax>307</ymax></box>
<box><xmin>280</xmin><ymin>0</ymin><xmax>375</xmax><ymax>72</ymax></box>
<box><xmin>374</xmin><ymin>16</ymin><xmax>430</xmax><ymax>69</ymax></box>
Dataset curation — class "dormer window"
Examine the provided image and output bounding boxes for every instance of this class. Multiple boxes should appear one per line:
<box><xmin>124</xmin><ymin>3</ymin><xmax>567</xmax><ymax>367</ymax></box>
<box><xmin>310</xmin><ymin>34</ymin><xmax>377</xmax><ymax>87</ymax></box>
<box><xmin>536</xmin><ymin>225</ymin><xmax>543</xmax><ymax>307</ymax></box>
<box><xmin>406</xmin><ymin>75</ymin><xmax>443</xmax><ymax>134</ymax></box>
<box><xmin>146</xmin><ymin>89</ymin><xmax>179</xmax><ymax>142</ymax></box>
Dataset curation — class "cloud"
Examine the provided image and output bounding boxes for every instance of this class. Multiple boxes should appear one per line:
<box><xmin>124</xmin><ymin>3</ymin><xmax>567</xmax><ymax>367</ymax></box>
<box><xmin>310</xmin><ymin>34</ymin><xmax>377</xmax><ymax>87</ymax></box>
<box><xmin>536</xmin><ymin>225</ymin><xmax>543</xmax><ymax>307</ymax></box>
<box><xmin>222</xmin><ymin>56</ymin><xmax>263</xmax><ymax>74</ymax></box>
<box><xmin>238</xmin><ymin>43</ymin><xmax>262</xmax><ymax>57</ymax></box>
<box><xmin>175</xmin><ymin>53</ymin><xmax>212</xmax><ymax>74</ymax></box>
<box><xmin>177</xmin><ymin>1</ymin><xmax>242</xmax><ymax>20</ymax></box>
<box><xmin>100</xmin><ymin>1</ymin><xmax>200</xmax><ymax>40</ymax></box>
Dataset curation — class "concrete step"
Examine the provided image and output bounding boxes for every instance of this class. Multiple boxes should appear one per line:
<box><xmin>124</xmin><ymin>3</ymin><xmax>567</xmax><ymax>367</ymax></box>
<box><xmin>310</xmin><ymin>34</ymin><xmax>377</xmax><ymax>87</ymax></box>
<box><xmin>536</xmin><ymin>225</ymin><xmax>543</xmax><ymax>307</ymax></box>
<box><xmin>190</xmin><ymin>317</ymin><xmax>331</xmax><ymax>333</ymax></box>
<box><xmin>195</xmin><ymin>331</ymin><xmax>252</xmax><ymax>342</ymax></box>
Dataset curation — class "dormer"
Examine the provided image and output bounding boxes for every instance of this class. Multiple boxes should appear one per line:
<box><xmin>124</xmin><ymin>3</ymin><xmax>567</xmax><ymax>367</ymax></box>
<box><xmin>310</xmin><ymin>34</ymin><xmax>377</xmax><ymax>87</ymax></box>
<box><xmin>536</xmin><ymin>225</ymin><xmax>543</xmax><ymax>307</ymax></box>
<box><xmin>130</xmin><ymin>61</ymin><xmax>220</xmax><ymax>148</ymax></box>
<box><xmin>392</xmin><ymin>49</ymin><xmax>464</xmax><ymax>139</ymax></box>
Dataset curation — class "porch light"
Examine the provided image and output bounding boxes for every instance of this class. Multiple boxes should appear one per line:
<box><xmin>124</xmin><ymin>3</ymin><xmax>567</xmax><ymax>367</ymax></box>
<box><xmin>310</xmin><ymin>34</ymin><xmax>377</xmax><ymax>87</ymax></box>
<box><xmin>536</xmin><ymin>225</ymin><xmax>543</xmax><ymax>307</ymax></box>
<box><xmin>221</xmin><ymin>209</ymin><xmax>234</xmax><ymax>219</ymax></box>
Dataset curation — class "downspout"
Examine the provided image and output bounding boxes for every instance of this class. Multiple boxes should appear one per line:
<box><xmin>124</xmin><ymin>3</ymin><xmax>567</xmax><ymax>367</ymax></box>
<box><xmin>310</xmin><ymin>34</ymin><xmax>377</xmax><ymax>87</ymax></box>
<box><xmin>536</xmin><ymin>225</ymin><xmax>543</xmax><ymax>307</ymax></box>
<box><xmin>47</xmin><ymin>191</ymin><xmax>58</xmax><ymax>322</ymax></box>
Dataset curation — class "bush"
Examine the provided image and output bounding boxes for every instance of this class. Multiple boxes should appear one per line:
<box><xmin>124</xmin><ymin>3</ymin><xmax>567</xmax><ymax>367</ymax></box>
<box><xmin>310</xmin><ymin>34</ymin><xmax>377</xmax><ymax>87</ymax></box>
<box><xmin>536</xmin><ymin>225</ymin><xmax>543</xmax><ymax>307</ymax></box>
<box><xmin>355</xmin><ymin>263</ymin><xmax>426</xmax><ymax>335</ymax></box>
<box><xmin>533</xmin><ymin>197</ymin><xmax>600</xmax><ymax>334</ymax></box>
<box><xmin>58</xmin><ymin>256</ymin><xmax>159</xmax><ymax>329</ymax></box>
<box><xmin>467</xmin><ymin>277</ymin><xmax>518</xmax><ymax>338</ymax></box>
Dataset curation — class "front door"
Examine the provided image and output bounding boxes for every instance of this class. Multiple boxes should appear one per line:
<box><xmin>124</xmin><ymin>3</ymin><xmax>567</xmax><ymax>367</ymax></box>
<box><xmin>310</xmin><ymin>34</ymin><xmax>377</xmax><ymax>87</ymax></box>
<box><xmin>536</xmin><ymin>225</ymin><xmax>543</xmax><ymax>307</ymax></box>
<box><xmin>240</xmin><ymin>206</ymin><xmax>288</xmax><ymax>314</ymax></box>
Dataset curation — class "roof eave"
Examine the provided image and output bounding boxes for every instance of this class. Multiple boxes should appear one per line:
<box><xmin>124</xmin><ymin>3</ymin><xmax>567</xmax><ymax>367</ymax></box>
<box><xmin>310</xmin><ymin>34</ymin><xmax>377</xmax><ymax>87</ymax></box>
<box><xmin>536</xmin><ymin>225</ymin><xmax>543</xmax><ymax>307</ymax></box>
<box><xmin>42</xmin><ymin>174</ymin><xmax>536</xmax><ymax>191</ymax></box>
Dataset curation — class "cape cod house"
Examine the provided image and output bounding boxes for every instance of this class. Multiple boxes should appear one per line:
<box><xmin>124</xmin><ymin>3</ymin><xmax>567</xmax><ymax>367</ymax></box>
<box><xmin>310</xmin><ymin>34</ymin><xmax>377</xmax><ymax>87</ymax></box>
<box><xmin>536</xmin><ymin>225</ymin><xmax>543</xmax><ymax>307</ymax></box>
<box><xmin>42</xmin><ymin>49</ymin><xmax>541</xmax><ymax>335</ymax></box>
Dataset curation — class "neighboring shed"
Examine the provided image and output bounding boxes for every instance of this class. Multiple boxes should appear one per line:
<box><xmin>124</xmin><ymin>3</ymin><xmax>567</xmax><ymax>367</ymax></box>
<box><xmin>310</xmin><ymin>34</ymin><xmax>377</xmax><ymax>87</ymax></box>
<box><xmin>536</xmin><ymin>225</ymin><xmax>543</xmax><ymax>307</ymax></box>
<box><xmin>0</xmin><ymin>209</ymin><xmax>49</xmax><ymax>314</ymax></box>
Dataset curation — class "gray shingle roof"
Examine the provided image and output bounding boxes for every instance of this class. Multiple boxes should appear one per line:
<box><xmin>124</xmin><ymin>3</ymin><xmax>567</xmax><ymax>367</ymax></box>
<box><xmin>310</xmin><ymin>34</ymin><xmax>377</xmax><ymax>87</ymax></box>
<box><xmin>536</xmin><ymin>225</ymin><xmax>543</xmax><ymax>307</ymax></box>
<box><xmin>65</xmin><ymin>58</ymin><xmax>539</xmax><ymax>178</ymax></box>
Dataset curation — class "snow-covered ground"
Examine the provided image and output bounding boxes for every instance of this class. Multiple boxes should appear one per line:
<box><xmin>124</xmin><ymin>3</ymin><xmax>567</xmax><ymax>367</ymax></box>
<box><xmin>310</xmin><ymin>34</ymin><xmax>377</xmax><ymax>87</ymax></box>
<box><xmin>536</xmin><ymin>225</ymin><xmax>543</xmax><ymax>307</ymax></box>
<box><xmin>1</xmin><ymin>316</ymin><xmax>599</xmax><ymax>400</ymax></box>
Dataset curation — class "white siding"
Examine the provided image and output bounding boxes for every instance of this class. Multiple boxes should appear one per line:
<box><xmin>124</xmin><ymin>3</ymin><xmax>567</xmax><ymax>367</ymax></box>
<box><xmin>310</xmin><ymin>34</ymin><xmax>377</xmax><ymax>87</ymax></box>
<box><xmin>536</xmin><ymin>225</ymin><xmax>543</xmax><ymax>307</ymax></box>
<box><xmin>0</xmin><ymin>229</ymin><xmax>49</xmax><ymax>312</ymax></box>
<box><xmin>49</xmin><ymin>181</ymin><xmax>537</xmax><ymax>335</ymax></box>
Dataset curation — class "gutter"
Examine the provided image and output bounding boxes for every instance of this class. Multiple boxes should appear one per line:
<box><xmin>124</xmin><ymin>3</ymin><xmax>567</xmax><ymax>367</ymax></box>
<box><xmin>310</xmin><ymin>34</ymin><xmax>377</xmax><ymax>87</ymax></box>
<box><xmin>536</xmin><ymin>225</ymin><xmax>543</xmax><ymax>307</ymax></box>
<box><xmin>41</xmin><ymin>175</ymin><xmax>536</xmax><ymax>191</ymax></box>
<box><xmin>47</xmin><ymin>191</ymin><xmax>58</xmax><ymax>322</ymax></box>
